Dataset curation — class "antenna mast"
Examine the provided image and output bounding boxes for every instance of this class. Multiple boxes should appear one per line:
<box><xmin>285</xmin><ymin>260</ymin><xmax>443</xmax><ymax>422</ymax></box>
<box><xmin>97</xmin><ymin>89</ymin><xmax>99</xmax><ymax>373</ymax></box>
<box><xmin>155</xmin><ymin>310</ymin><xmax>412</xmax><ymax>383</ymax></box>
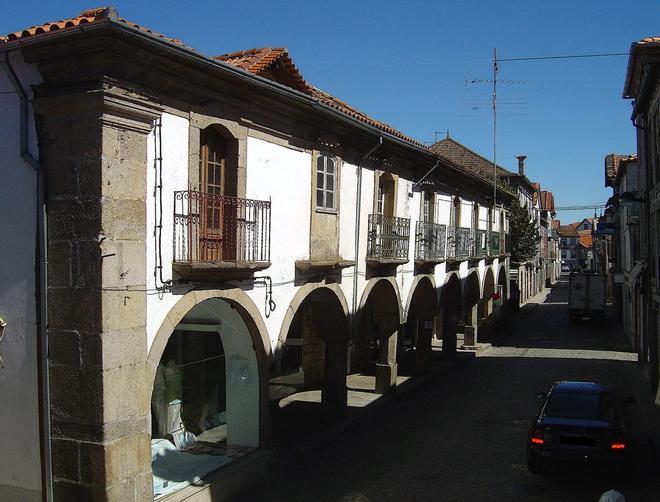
<box><xmin>493</xmin><ymin>48</ymin><xmax>498</xmax><ymax>209</ymax></box>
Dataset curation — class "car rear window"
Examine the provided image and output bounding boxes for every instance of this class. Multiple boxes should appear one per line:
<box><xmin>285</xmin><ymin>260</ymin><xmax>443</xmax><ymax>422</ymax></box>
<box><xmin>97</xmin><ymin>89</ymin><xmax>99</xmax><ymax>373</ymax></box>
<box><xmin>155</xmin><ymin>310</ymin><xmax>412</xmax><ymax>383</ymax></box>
<box><xmin>544</xmin><ymin>392</ymin><xmax>617</xmax><ymax>421</ymax></box>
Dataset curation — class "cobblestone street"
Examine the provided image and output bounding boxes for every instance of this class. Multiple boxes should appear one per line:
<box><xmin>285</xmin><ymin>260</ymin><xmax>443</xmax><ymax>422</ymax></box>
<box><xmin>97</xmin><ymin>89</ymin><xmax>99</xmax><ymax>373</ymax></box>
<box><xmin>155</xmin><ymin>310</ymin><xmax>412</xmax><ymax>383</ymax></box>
<box><xmin>248</xmin><ymin>279</ymin><xmax>660</xmax><ymax>502</ymax></box>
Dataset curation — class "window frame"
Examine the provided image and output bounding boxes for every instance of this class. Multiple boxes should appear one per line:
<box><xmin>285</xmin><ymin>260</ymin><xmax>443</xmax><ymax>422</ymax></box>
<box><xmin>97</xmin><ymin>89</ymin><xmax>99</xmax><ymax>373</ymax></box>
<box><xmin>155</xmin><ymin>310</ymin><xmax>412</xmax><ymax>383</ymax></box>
<box><xmin>316</xmin><ymin>153</ymin><xmax>337</xmax><ymax>212</ymax></box>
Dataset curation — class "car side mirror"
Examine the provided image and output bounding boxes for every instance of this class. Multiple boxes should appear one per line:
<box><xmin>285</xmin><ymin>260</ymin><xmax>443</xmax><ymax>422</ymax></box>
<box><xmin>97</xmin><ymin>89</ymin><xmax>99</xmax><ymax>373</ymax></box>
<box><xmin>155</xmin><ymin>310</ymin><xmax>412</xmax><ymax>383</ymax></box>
<box><xmin>535</xmin><ymin>392</ymin><xmax>546</xmax><ymax>400</ymax></box>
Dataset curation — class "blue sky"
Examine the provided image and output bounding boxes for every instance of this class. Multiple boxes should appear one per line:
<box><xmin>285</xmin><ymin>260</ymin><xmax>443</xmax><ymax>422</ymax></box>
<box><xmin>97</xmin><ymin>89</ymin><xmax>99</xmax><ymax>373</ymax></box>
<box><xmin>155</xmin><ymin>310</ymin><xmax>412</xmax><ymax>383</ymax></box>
<box><xmin>2</xmin><ymin>0</ymin><xmax>658</xmax><ymax>223</ymax></box>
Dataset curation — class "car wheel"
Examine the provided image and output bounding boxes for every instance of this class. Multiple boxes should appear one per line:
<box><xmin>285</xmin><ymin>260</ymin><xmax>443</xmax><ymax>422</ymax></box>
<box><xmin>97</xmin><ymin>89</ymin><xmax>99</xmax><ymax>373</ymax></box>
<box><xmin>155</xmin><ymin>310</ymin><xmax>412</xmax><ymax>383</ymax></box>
<box><xmin>527</xmin><ymin>455</ymin><xmax>543</xmax><ymax>475</ymax></box>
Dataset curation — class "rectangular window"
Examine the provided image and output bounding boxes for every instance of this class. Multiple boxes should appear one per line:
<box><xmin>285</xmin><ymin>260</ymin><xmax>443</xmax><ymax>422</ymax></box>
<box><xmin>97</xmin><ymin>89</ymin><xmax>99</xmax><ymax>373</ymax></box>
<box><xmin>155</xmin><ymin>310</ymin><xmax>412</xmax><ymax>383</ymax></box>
<box><xmin>316</xmin><ymin>154</ymin><xmax>336</xmax><ymax>210</ymax></box>
<box><xmin>422</xmin><ymin>191</ymin><xmax>433</xmax><ymax>223</ymax></box>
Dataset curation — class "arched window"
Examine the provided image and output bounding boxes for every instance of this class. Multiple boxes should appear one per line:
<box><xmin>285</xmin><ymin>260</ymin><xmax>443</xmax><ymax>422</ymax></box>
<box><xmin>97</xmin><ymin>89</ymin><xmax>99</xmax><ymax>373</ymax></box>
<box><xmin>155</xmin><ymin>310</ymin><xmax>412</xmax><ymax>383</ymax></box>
<box><xmin>316</xmin><ymin>154</ymin><xmax>336</xmax><ymax>210</ymax></box>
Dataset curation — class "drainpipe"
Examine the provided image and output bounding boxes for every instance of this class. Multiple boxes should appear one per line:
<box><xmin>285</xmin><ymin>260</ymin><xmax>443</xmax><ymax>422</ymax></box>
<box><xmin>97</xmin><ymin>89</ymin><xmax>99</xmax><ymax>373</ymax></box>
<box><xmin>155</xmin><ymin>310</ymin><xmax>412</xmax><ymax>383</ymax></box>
<box><xmin>352</xmin><ymin>137</ymin><xmax>383</xmax><ymax>330</ymax></box>
<box><xmin>1</xmin><ymin>51</ymin><xmax>52</xmax><ymax>502</ymax></box>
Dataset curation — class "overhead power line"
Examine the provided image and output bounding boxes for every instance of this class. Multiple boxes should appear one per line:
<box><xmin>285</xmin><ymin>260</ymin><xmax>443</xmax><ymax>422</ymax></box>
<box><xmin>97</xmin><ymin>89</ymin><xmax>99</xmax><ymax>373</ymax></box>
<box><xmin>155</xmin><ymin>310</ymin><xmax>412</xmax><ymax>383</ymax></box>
<box><xmin>498</xmin><ymin>52</ymin><xmax>629</xmax><ymax>62</ymax></box>
<box><xmin>555</xmin><ymin>204</ymin><xmax>607</xmax><ymax>211</ymax></box>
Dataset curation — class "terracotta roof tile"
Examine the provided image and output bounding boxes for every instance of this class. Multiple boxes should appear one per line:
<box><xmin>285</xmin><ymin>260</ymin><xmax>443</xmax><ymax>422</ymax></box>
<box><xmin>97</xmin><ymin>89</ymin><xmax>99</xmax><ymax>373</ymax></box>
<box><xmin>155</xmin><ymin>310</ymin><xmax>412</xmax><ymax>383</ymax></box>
<box><xmin>605</xmin><ymin>153</ymin><xmax>636</xmax><ymax>187</ymax></box>
<box><xmin>0</xmin><ymin>7</ymin><xmax>192</xmax><ymax>50</ymax></box>
<box><xmin>558</xmin><ymin>225</ymin><xmax>579</xmax><ymax>237</ymax></box>
<box><xmin>429</xmin><ymin>138</ymin><xmax>513</xmax><ymax>189</ymax></box>
<box><xmin>216</xmin><ymin>47</ymin><xmax>426</xmax><ymax>148</ymax></box>
<box><xmin>4</xmin><ymin>12</ymin><xmax>426</xmax><ymax>150</ymax></box>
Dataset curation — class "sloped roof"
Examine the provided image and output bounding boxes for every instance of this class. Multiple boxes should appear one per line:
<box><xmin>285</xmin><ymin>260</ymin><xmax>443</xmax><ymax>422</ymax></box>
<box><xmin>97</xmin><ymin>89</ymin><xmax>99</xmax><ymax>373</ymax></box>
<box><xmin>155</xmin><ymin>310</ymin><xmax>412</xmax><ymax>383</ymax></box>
<box><xmin>429</xmin><ymin>138</ymin><xmax>516</xmax><ymax>193</ymax></box>
<box><xmin>605</xmin><ymin>154</ymin><xmax>633</xmax><ymax>187</ymax></box>
<box><xmin>0</xmin><ymin>6</ymin><xmax>191</xmax><ymax>49</ymax></box>
<box><xmin>216</xmin><ymin>47</ymin><xmax>426</xmax><ymax>147</ymax></box>
<box><xmin>624</xmin><ymin>36</ymin><xmax>660</xmax><ymax>99</ymax></box>
<box><xmin>558</xmin><ymin>225</ymin><xmax>579</xmax><ymax>237</ymax></box>
<box><xmin>2</xmin><ymin>9</ymin><xmax>427</xmax><ymax>150</ymax></box>
<box><xmin>579</xmin><ymin>233</ymin><xmax>593</xmax><ymax>248</ymax></box>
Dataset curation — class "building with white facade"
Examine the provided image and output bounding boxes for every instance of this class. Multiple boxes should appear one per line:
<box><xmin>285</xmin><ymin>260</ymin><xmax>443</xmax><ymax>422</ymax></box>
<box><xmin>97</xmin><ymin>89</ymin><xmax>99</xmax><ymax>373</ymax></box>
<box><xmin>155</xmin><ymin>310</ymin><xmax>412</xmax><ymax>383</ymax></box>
<box><xmin>0</xmin><ymin>8</ymin><xmax>513</xmax><ymax>501</ymax></box>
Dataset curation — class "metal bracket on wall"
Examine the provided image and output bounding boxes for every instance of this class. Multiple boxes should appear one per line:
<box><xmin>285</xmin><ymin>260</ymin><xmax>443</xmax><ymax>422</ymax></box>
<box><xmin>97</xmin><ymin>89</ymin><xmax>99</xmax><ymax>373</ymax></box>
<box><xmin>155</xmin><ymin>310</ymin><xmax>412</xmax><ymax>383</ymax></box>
<box><xmin>254</xmin><ymin>276</ymin><xmax>276</xmax><ymax>318</ymax></box>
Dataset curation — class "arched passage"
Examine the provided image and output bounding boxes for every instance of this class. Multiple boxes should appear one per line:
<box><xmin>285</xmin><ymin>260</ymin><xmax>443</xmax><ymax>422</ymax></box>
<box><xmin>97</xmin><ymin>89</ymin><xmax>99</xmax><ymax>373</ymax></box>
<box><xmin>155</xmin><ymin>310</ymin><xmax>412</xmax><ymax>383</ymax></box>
<box><xmin>463</xmin><ymin>270</ymin><xmax>481</xmax><ymax>346</ymax></box>
<box><xmin>478</xmin><ymin>267</ymin><xmax>496</xmax><ymax>321</ymax></box>
<box><xmin>440</xmin><ymin>273</ymin><xmax>462</xmax><ymax>356</ymax></box>
<box><xmin>146</xmin><ymin>289</ymin><xmax>270</xmax><ymax>499</ymax></box>
<box><xmin>497</xmin><ymin>265</ymin><xmax>508</xmax><ymax>300</ymax></box>
<box><xmin>354</xmin><ymin>278</ymin><xmax>402</xmax><ymax>394</ymax></box>
<box><xmin>273</xmin><ymin>284</ymin><xmax>349</xmax><ymax>423</ymax></box>
<box><xmin>401</xmin><ymin>276</ymin><xmax>437</xmax><ymax>374</ymax></box>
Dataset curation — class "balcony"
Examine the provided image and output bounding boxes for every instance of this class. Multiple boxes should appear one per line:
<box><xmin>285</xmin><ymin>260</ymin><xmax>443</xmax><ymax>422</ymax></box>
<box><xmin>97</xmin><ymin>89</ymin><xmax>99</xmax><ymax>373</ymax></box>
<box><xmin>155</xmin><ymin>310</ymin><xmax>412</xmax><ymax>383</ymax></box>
<box><xmin>473</xmin><ymin>229</ymin><xmax>488</xmax><ymax>258</ymax></box>
<box><xmin>447</xmin><ymin>226</ymin><xmax>472</xmax><ymax>260</ymax></box>
<box><xmin>489</xmin><ymin>231</ymin><xmax>501</xmax><ymax>256</ymax></box>
<box><xmin>415</xmin><ymin>221</ymin><xmax>447</xmax><ymax>263</ymax></box>
<box><xmin>366</xmin><ymin>214</ymin><xmax>410</xmax><ymax>264</ymax></box>
<box><xmin>173</xmin><ymin>190</ymin><xmax>271</xmax><ymax>280</ymax></box>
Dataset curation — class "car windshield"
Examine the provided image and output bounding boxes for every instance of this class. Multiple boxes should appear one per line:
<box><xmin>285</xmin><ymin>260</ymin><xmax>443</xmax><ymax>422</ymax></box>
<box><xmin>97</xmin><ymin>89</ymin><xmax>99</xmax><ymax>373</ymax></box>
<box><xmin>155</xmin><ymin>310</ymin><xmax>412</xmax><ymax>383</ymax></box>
<box><xmin>544</xmin><ymin>392</ymin><xmax>617</xmax><ymax>421</ymax></box>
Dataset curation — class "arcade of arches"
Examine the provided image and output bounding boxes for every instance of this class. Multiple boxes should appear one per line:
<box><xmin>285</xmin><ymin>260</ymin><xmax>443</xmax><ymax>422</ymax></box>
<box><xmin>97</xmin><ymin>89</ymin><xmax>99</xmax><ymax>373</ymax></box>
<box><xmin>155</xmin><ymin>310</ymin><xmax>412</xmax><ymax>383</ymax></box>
<box><xmin>146</xmin><ymin>268</ymin><xmax>507</xmax><ymax>499</ymax></box>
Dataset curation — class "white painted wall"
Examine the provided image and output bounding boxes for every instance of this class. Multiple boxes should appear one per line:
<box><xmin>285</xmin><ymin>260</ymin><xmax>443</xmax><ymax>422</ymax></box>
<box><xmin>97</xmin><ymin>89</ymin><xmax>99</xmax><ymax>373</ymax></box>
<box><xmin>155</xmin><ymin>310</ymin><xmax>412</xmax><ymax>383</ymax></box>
<box><xmin>146</xmin><ymin>112</ymin><xmax>191</xmax><ymax>350</ymax></box>
<box><xmin>142</xmin><ymin>122</ymin><xmax>510</xmax><ymax>372</ymax></box>
<box><xmin>0</xmin><ymin>52</ymin><xmax>43</xmax><ymax>500</ymax></box>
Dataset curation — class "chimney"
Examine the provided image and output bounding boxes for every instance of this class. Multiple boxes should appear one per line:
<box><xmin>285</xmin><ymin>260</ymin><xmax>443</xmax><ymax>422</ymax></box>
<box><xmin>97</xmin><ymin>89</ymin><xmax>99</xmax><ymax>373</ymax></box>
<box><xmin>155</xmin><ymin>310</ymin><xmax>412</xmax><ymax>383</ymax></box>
<box><xmin>516</xmin><ymin>155</ymin><xmax>527</xmax><ymax>176</ymax></box>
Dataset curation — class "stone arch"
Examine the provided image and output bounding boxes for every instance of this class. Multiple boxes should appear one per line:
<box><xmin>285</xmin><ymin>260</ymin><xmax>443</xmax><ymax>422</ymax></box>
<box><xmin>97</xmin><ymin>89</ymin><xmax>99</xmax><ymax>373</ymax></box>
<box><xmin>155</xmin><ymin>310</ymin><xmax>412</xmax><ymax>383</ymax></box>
<box><xmin>482</xmin><ymin>266</ymin><xmax>496</xmax><ymax>300</ymax></box>
<box><xmin>357</xmin><ymin>276</ymin><xmax>404</xmax><ymax>323</ymax></box>
<box><xmin>462</xmin><ymin>270</ymin><xmax>482</xmax><ymax>347</ymax></box>
<box><xmin>273</xmin><ymin>282</ymin><xmax>350</xmax><ymax>423</ymax></box>
<box><xmin>276</xmin><ymin>281</ymin><xmax>349</xmax><ymax>355</ymax></box>
<box><xmin>463</xmin><ymin>269</ymin><xmax>482</xmax><ymax>308</ymax></box>
<box><xmin>401</xmin><ymin>275</ymin><xmax>438</xmax><ymax>374</ymax></box>
<box><xmin>146</xmin><ymin>287</ymin><xmax>271</xmax><ymax>445</ymax></box>
<box><xmin>439</xmin><ymin>272</ymin><xmax>462</xmax><ymax>355</ymax></box>
<box><xmin>403</xmin><ymin>274</ymin><xmax>437</xmax><ymax>323</ymax></box>
<box><xmin>353</xmin><ymin>277</ymin><xmax>403</xmax><ymax>394</ymax></box>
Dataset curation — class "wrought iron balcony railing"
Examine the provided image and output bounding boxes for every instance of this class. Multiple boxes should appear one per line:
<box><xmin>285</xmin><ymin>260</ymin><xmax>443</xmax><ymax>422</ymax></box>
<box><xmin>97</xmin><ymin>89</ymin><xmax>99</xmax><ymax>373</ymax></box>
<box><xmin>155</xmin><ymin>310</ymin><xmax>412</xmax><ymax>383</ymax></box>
<box><xmin>174</xmin><ymin>190</ymin><xmax>271</xmax><ymax>263</ymax></box>
<box><xmin>447</xmin><ymin>226</ymin><xmax>472</xmax><ymax>259</ymax></box>
<box><xmin>474</xmin><ymin>229</ymin><xmax>488</xmax><ymax>257</ymax></box>
<box><xmin>367</xmin><ymin>214</ymin><xmax>411</xmax><ymax>261</ymax></box>
<box><xmin>415</xmin><ymin>221</ymin><xmax>447</xmax><ymax>262</ymax></box>
<box><xmin>489</xmin><ymin>231</ymin><xmax>501</xmax><ymax>256</ymax></box>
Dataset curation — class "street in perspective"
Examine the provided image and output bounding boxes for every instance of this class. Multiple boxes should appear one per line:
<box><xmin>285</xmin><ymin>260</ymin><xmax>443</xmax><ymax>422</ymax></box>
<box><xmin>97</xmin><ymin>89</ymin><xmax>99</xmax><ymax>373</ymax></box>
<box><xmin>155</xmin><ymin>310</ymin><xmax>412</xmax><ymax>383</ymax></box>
<box><xmin>248</xmin><ymin>278</ymin><xmax>660</xmax><ymax>502</ymax></box>
<box><xmin>1</xmin><ymin>3</ymin><xmax>660</xmax><ymax>502</ymax></box>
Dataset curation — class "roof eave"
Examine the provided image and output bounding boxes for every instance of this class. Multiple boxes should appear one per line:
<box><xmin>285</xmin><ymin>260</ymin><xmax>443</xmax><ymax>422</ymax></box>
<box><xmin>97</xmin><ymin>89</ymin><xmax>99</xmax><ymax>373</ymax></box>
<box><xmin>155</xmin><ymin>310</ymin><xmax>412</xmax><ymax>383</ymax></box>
<box><xmin>2</xmin><ymin>17</ymin><xmax>433</xmax><ymax>159</ymax></box>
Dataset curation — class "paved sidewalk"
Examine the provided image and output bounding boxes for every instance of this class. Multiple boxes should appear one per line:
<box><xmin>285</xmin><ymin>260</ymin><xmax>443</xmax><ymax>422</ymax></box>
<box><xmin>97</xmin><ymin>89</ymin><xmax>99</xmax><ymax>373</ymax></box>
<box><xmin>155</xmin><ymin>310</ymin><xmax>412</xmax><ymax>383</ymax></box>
<box><xmin>269</xmin><ymin>348</ymin><xmax>475</xmax><ymax>460</ymax></box>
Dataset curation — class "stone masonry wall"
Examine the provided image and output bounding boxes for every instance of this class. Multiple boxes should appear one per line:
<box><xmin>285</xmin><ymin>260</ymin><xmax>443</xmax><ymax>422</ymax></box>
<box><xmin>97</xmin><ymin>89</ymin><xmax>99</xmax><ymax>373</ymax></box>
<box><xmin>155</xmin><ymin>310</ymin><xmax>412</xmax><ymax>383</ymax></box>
<box><xmin>34</xmin><ymin>82</ymin><xmax>161</xmax><ymax>501</ymax></box>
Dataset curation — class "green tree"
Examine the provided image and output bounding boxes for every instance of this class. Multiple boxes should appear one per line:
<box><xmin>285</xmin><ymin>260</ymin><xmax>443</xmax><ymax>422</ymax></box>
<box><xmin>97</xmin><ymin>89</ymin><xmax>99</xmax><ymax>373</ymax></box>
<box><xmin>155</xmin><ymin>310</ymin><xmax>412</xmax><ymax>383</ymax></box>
<box><xmin>507</xmin><ymin>201</ymin><xmax>539</xmax><ymax>263</ymax></box>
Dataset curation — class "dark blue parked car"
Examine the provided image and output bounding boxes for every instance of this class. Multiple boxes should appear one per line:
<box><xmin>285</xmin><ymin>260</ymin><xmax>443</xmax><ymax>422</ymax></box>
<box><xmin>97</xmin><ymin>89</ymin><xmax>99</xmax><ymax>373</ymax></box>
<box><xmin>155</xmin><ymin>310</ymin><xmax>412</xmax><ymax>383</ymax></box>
<box><xmin>527</xmin><ymin>381</ymin><xmax>630</xmax><ymax>474</ymax></box>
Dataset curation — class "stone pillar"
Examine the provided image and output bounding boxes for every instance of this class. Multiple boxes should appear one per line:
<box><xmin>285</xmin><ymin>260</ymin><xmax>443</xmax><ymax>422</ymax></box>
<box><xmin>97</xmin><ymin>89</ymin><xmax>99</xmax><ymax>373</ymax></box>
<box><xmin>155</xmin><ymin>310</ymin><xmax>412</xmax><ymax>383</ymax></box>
<box><xmin>442</xmin><ymin>309</ymin><xmax>458</xmax><ymax>357</ymax></box>
<box><xmin>35</xmin><ymin>82</ymin><xmax>162</xmax><ymax>501</ymax></box>
<box><xmin>373</xmin><ymin>312</ymin><xmax>399</xmax><ymax>394</ymax></box>
<box><xmin>414</xmin><ymin>310</ymin><xmax>436</xmax><ymax>373</ymax></box>
<box><xmin>315</xmin><ymin>309</ymin><xmax>348</xmax><ymax>424</ymax></box>
<box><xmin>463</xmin><ymin>304</ymin><xmax>479</xmax><ymax>346</ymax></box>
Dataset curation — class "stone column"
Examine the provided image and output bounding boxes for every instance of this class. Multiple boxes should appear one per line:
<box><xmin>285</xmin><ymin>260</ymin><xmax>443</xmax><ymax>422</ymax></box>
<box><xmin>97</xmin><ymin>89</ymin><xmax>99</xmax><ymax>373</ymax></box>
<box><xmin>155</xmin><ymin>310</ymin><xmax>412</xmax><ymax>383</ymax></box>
<box><xmin>373</xmin><ymin>312</ymin><xmax>399</xmax><ymax>394</ymax></box>
<box><xmin>442</xmin><ymin>309</ymin><xmax>458</xmax><ymax>357</ymax></box>
<box><xmin>35</xmin><ymin>81</ymin><xmax>162</xmax><ymax>501</ymax></box>
<box><xmin>463</xmin><ymin>304</ymin><xmax>479</xmax><ymax>347</ymax></box>
<box><xmin>413</xmin><ymin>310</ymin><xmax>436</xmax><ymax>373</ymax></box>
<box><xmin>315</xmin><ymin>309</ymin><xmax>348</xmax><ymax>424</ymax></box>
